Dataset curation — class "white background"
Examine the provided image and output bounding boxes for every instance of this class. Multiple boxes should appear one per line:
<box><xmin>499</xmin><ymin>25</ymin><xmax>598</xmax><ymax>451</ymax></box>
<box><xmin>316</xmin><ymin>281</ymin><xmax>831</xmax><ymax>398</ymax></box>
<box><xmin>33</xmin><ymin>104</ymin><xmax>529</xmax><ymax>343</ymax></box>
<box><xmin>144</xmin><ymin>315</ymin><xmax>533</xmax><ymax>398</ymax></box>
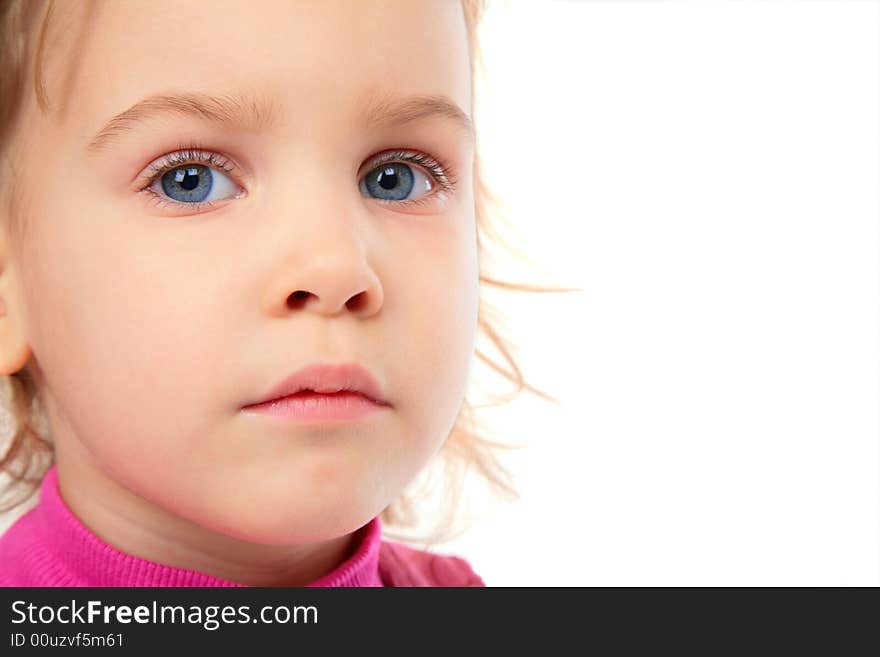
<box><xmin>438</xmin><ymin>0</ymin><xmax>880</xmax><ymax>586</ymax></box>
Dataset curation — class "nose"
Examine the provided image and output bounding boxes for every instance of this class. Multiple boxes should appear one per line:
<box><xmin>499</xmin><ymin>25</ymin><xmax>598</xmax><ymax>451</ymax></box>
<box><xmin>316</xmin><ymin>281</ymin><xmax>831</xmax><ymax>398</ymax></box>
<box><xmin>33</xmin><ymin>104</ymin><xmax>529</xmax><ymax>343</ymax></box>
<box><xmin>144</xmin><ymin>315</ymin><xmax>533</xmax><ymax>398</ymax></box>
<box><xmin>262</xmin><ymin>237</ymin><xmax>384</xmax><ymax>317</ymax></box>
<box><xmin>259</xmin><ymin>184</ymin><xmax>384</xmax><ymax>318</ymax></box>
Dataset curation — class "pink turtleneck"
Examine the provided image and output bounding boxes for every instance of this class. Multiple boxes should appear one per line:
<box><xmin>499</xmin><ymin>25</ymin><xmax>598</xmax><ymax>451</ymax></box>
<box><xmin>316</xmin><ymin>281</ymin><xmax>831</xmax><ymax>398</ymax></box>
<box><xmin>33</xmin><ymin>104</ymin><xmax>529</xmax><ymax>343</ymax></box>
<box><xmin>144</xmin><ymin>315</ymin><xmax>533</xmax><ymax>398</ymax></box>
<box><xmin>0</xmin><ymin>466</ymin><xmax>484</xmax><ymax>587</ymax></box>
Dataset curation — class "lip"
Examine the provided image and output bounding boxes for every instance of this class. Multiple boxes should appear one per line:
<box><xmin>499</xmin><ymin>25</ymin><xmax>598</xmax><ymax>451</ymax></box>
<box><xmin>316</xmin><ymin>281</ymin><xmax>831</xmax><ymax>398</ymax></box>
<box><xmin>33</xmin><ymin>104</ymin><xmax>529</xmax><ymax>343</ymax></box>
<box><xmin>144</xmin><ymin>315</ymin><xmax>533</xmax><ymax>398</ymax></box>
<box><xmin>241</xmin><ymin>390</ymin><xmax>388</xmax><ymax>423</ymax></box>
<box><xmin>241</xmin><ymin>362</ymin><xmax>391</xmax><ymax>409</ymax></box>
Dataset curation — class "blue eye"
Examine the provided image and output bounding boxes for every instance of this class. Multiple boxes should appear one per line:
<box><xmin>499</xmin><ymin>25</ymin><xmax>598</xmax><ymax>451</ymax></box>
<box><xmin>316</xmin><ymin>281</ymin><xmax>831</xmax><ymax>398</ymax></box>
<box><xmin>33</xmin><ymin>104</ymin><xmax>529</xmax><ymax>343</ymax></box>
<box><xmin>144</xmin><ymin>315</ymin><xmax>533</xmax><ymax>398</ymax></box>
<box><xmin>158</xmin><ymin>163</ymin><xmax>240</xmax><ymax>204</ymax></box>
<box><xmin>139</xmin><ymin>148</ymin><xmax>245</xmax><ymax>213</ymax></box>
<box><xmin>361</xmin><ymin>162</ymin><xmax>427</xmax><ymax>202</ymax></box>
<box><xmin>359</xmin><ymin>150</ymin><xmax>457</xmax><ymax>209</ymax></box>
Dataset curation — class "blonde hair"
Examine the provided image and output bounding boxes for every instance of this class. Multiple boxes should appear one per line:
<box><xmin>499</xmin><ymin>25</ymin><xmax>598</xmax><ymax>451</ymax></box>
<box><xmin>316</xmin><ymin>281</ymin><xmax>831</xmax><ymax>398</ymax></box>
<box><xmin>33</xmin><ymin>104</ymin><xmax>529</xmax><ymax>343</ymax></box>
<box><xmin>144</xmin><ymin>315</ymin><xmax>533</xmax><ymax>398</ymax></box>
<box><xmin>0</xmin><ymin>0</ymin><xmax>579</xmax><ymax>545</ymax></box>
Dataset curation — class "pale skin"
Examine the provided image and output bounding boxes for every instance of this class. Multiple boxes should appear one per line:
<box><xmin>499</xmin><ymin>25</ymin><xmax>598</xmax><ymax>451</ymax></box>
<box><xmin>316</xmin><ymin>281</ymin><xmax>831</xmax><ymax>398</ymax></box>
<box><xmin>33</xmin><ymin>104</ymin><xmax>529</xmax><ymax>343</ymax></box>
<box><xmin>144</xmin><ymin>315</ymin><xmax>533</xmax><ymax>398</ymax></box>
<box><xmin>0</xmin><ymin>0</ymin><xmax>478</xmax><ymax>585</ymax></box>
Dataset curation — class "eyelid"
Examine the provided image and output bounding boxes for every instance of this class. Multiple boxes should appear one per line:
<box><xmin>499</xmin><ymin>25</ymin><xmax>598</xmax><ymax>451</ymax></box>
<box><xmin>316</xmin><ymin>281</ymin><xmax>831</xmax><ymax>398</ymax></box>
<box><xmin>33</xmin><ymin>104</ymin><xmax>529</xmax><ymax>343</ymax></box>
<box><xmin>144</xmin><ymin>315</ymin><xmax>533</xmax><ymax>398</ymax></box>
<box><xmin>134</xmin><ymin>145</ymin><xmax>248</xmax><ymax>191</ymax></box>
<box><xmin>362</xmin><ymin>148</ymin><xmax>458</xmax><ymax>193</ymax></box>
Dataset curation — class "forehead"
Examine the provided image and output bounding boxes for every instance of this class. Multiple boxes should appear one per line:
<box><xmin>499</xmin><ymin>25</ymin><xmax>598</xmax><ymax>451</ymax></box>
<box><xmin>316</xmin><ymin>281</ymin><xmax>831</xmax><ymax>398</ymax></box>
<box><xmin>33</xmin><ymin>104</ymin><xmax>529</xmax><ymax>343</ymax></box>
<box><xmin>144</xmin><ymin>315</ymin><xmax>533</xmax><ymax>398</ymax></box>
<box><xmin>41</xmin><ymin>0</ymin><xmax>471</xmax><ymax>144</ymax></box>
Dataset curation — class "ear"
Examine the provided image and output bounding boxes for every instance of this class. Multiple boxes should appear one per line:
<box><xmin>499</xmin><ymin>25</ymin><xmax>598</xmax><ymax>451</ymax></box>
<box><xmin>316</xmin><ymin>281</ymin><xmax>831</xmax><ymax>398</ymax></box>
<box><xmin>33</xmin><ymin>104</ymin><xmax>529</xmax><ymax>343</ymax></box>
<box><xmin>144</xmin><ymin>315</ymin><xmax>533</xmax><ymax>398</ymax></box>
<box><xmin>0</xmin><ymin>227</ymin><xmax>33</xmax><ymax>376</ymax></box>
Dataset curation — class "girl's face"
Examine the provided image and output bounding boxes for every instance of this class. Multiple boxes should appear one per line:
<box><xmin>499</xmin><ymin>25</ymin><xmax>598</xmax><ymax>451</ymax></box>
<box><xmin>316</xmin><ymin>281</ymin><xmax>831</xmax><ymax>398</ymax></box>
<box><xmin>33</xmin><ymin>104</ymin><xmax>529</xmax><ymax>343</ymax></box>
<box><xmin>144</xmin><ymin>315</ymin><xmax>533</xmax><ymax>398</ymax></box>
<box><xmin>2</xmin><ymin>0</ymin><xmax>477</xmax><ymax>545</ymax></box>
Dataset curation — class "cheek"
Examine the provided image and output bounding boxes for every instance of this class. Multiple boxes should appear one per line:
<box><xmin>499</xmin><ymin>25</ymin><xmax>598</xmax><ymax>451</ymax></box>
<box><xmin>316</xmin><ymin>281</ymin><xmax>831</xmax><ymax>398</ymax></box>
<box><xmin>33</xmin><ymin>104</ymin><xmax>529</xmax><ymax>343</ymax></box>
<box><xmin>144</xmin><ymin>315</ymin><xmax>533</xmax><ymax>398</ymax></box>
<box><xmin>387</xmin><ymin>216</ymin><xmax>480</xmax><ymax>454</ymax></box>
<box><xmin>18</xmin><ymin>205</ymin><xmax>226</xmax><ymax>467</ymax></box>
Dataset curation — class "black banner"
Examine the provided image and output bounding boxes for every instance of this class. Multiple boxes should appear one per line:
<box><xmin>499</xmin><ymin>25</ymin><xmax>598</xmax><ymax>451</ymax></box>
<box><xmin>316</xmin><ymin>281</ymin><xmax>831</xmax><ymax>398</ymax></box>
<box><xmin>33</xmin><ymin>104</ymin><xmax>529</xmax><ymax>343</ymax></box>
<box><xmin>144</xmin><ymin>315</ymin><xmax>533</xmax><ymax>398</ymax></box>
<box><xmin>0</xmin><ymin>587</ymin><xmax>876</xmax><ymax>651</ymax></box>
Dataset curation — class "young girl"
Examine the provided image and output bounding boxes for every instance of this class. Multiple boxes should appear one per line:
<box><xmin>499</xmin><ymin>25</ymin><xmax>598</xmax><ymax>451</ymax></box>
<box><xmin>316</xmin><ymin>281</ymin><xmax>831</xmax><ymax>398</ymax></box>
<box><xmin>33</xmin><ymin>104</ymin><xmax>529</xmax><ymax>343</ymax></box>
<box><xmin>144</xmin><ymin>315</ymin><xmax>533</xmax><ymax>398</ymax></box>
<box><xmin>0</xmin><ymin>0</ymin><xmax>561</xmax><ymax>587</ymax></box>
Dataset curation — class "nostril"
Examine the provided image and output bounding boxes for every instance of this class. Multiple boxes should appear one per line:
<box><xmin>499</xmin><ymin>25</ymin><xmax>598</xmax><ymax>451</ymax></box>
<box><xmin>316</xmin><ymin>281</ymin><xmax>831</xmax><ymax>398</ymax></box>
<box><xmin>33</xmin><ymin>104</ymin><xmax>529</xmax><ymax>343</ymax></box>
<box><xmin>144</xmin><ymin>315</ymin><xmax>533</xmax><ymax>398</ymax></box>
<box><xmin>346</xmin><ymin>291</ymin><xmax>368</xmax><ymax>311</ymax></box>
<box><xmin>287</xmin><ymin>290</ymin><xmax>310</xmax><ymax>308</ymax></box>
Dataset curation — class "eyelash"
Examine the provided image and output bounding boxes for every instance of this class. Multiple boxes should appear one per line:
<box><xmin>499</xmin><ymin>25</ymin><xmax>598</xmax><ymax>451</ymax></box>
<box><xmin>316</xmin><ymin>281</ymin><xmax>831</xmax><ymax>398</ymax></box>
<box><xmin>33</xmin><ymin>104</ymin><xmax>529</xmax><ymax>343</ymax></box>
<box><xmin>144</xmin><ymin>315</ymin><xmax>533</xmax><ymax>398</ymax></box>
<box><xmin>137</xmin><ymin>142</ymin><xmax>459</xmax><ymax>213</ymax></box>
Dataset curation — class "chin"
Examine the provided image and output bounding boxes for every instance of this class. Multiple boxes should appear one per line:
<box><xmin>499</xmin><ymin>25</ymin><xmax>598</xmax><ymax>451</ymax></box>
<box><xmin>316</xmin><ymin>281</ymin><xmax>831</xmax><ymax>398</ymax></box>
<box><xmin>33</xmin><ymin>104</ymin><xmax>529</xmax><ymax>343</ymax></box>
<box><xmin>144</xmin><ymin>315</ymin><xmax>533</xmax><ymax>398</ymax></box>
<box><xmin>195</xmin><ymin>502</ymin><xmax>376</xmax><ymax>547</ymax></box>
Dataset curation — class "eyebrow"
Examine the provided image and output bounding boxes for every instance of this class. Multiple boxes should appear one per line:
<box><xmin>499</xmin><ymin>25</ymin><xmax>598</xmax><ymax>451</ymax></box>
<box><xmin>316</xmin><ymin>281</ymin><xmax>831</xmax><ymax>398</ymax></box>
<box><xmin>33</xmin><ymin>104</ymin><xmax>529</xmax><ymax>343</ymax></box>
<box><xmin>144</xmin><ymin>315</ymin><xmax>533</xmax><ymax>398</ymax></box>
<box><xmin>84</xmin><ymin>90</ymin><xmax>474</xmax><ymax>155</ymax></box>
